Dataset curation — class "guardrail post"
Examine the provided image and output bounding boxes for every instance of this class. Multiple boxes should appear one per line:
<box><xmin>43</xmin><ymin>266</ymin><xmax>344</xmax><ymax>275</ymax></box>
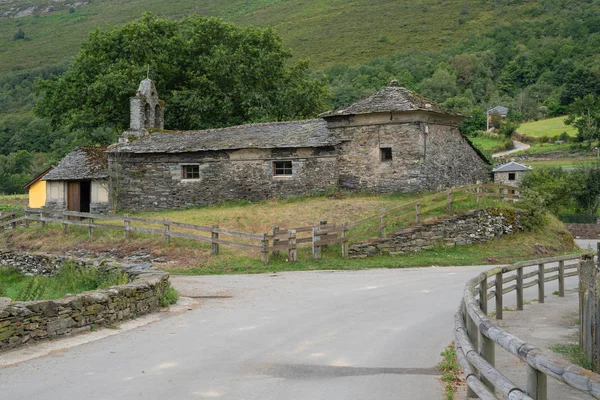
<box><xmin>558</xmin><ymin>260</ymin><xmax>565</xmax><ymax>297</ymax></box>
<box><xmin>124</xmin><ymin>214</ymin><xmax>130</xmax><ymax>239</ymax></box>
<box><xmin>415</xmin><ymin>202</ymin><xmax>421</xmax><ymax>223</ymax></box>
<box><xmin>517</xmin><ymin>267</ymin><xmax>524</xmax><ymax>310</ymax></box>
<box><xmin>579</xmin><ymin>257</ymin><xmax>599</xmax><ymax>371</ymax></box>
<box><xmin>261</xmin><ymin>233</ymin><xmax>269</xmax><ymax>265</ymax></box>
<box><xmin>88</xmin><ymin>216</ymin><xmax>93</xmax><ymax>239</ymax></box>
<box><xmin>465</xmin><ymin>308</ymin><xmax>479</xmax><ymax>399</ymax></box>
<box><xmin>538</xmin><ymin>263</ymin><xmax>545</xmax><ymax>303</ymax></box>
<box><xmin>288</xmin><ymin>229</ymin><xmax>297</xmax><ymax>262</ymax></box>
<box><xmin>447</xmin><ymin>189</ymin><xmax>453</xmax><ymax>213</ymax></box>
<box><xmin>211</xmin><ymin>224</ymin><xmax>219</xmax><ymax>255</ymax></box>
<box><xmin>379</xmin><ymin>208</ymin><xmax>386</xmax><ymax>238</ymax></box>
<box><xmin>480</xmin><ymin>333</ymin><xmax>495</xmax><ymax>391</ymax></box>
<box><xmin>526</xmin><ymin>364</ymin><xmax>547</xmax><ymax>400</ymax></box>
<box><xmin>341</xmin><ymin>222</ymin><xmax>348</xmax><ymax>258</ymax></box>
<box><xmin>163</xmin><ymin>219</ymin><xmax>170</xmax><ymax>244</ymax></box>
<box><xmin>272</xmin><ymin>226</ymin><xmax>280</xmax><ymax>256</ymax></box>
<box><xmin>312</xmin><ymin>227</ymin><xmax>321</xmax><ymax>260</ymax></box>
<box><xmin>495</xmin><ymin>270</ymin><xmax>503</xmax><ymax>320</ymax></box>
<box><xmin>479</xmin><ymin>275</ymin><xmax>488</xmax><ymax>315</ymax></box>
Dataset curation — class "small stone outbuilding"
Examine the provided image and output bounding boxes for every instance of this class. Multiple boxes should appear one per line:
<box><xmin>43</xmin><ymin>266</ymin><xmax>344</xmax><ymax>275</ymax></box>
<box><xmin>42</xmin><ymin>147</ymin><xmax>110</xmax><ymax>214</ymax></box>
<box><xmin>492</xmin><ymin>161</ymin><xmax>532</xmax><ymax>188</ymax></box>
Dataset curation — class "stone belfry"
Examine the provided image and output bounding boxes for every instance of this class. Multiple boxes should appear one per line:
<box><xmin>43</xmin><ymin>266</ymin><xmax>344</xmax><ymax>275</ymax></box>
<box><xmin>130</xmin><ymin>78</ymin><xmax>164</xmax><ymax>131</ymax></box>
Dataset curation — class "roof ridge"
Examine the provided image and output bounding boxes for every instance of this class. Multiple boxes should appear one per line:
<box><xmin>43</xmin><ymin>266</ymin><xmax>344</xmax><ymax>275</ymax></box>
<box><xmin>165</xmin><ymin>119</ymin><xmax>323</xmax><ymax>135</ymax></box>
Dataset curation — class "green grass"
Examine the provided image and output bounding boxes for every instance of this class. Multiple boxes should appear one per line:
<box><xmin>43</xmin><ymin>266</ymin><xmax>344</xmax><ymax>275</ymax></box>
<box><xmin>526</xmin><ymin>158</ymin><xmax>597</xmax><ymax>169</ymax></box>
<box><xmin>549</xmin><ymin>343</ymin><xmax>593</xmax><ymax>371</ymax></box>
<box><xmin>0</xmin><ymin>194</ymin><xmax>27</xmax><ymax>212</ymax></box>
<box><xmin>437</xmin><ymin>342</ymin><xmax>461</xmax><ymax>400</ymax></box>
<box><xmin>0</xmin><ymin>262</ymin><xmax>128</xmax><ymax>301</ymax></box>
<box><xmin>518</xmin><ymin>117</ymin><xmax>577</xmax><ymax>138</ymax></box>
<box><xmin>470</xmin><ymin>135</ymin><xmax>512</xmax><ymax>154</ymax></box>
<box><xmin>0</xmin><ymin>0</ymin><xmax>557</xmax><ymax>75</ymax></box>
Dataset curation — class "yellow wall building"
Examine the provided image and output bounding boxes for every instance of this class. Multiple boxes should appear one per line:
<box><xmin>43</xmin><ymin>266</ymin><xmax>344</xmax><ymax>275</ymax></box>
<box><xmin>23</xmin><ymin>167</ymin><xmax>54</xmax><ymax>209</ymax></box>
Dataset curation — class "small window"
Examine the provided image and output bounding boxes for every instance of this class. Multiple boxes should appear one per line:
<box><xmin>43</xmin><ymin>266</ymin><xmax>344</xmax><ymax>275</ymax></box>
<box><xmin>508</xmin><ymin>172</ymin><xmax>516</xmax><ymax>181</ymax></box>
<box><xmin>273</xmin><ymin>161</ymin><xmax>293</xmax><ymax>176</ymax></box>
<box><xmin>380</xmin><ymin>147</ymin><xmax>393</xmax><ymax>162</ymax></box>
<box><xmin>182</xmin><ymin>165</ymin><xmax>200</xmax><ymax>179</ymax></box>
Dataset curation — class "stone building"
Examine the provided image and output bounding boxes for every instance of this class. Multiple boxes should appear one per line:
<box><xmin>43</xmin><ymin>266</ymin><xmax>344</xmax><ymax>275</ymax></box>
<box><xmin>44</xmin><ymin>79</ymin><xmax>490</xmax><ymax>213</ymax></box>
<box><xmin>492</xmin><ymin>161</ymin><xmax>532</xmax><ymax>187</ymax></box>
<box><xmin>42</xmin><ymin>147</ymin><xmax>110</xmax><ymax>214</ymax></box>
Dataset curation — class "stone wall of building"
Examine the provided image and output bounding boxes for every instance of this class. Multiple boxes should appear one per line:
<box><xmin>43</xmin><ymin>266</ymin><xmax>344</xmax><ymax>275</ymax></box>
<box><xmin>349</xmin><ymin>208</ymin><xmax>528</xmax><ymax>258</ymax></box>
<box><xmin>112</xmin><ymin>147</ymin><xmax>339</xmax><ymax>211</ymax></box>
<box><xmin>327</xmin><ymin>111</ymin><xmax>489</xmax><ymax>193</ymax></box>
<box><xmin>494</xmin><ymin>171</ymin><xmax>528</xmax><ymax>187</ymax></box>
<box><xmin>0</xmin><ymin>253</ymin><xmax>170</xmax><ymax>353</ymax></box>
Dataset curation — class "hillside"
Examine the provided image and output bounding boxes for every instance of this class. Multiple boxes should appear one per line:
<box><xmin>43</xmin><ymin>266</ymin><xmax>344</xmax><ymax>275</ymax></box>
<box><xmin>0</xmin><ymin>0</ymin><xmax>554</xmax><ymax>74</ymax></box>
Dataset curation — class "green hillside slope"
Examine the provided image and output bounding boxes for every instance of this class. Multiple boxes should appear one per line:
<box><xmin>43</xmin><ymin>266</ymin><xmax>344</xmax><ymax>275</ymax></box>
<box><xmin>0</xmin><ymin>0</ymin><xmax>543</xmax><ymax>74</ymax></box>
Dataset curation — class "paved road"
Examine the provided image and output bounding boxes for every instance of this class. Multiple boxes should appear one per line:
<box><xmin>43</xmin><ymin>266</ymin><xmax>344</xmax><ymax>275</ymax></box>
<box><xmin>0</xmin><ymin>265</ymin><xmax>493</xmax><ymax>400</ymax></box>
<box><xmin>492</xmin><ymin>139</ymin><xmax>530</xmax><ymax>158</ymax></box>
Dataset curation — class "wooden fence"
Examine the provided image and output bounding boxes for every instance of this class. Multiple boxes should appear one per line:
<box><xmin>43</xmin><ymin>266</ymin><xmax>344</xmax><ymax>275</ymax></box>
<box><xmin>0</xmin><ymin>183</ymin><xmax>520</xmax><ymax>264</ymax></box>
<box><xmin>455</xmin><ymin>251</ymin><xmax>600</xmax><ymax>399</ymax></box>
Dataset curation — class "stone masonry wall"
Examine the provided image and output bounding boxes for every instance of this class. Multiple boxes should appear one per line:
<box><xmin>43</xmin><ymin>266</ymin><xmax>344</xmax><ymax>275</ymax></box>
<box><xmin>329</xmin><ymin>114</ymin><xmax>489</xmax><ymax>193</ymax></box>
<box><xmin>493</xmin><ymin>171</ymin><xmax>528</xmax><ymax>188</ymax></box>
<box><xmin>112</xmin><ymin>147</ymin><xmax>338</xmax><ymax>211</ymax></box>
<box><xmin>0</xmin><ymin>253</ymin><xmax>170</xmax><ymax>353</ymax></box>
<box><xmin>349</xmin><ymin>209</ymin><xmax>527</xmax><ymax>258</ymax></box>
<box><xmin>565</xmin><ymin>223</ymin><xmax>600</xmax><ymax>240</ymax></box>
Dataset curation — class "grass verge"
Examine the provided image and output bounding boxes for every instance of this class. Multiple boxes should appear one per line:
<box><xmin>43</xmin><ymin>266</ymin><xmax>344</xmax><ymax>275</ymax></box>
<box><xmin>518</xmin><ymin>117</ymin><xmax>576</xmax><ymax>138</ymax></box>
<box><xmin>0</xmin><ymin>262</ymin><xmax>128</xmax><ymax>301</ymax></box>
<box><xmin>548</xmin><ymin>344</ymin><xmax>593</xmax><ymax>371</ymax></box>
<box><xmin>437</xmin><ymin>342</ymin><xmax>462</xmax><ymax>400</ymax></box>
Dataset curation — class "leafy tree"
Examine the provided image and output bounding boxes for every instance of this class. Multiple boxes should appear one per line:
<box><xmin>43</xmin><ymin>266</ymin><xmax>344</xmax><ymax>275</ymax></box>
<box><xmin>35</xmin><ymin>13</ymin><xmax>329</xmax><ymax>140</ymax></box>
<box><xmin>521</xmin><ymin>168</ymin><xmax>575</xmax><ymax>215</ymax></box>
<box><xmin>565</xmin><ymin>94</ymin><xmax>600</xmax><ymax>147</ymax></box>
<box><xmin>572</xmin><ymin>163</ymin><xmax>600</xmax><ymax>216</ymax></box>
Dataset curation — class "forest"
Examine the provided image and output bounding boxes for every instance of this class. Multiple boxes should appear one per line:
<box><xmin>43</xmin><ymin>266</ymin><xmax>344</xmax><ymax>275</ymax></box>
<box><xmin>1</xmin><ymin>0</ymin><xmax>600</xmax><ymax>194</ymax></box>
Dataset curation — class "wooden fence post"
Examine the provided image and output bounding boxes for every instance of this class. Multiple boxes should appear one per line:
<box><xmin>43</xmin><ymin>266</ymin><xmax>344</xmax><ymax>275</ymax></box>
<box><xmin>447</xmin><ymin>189</ymin><xmax>454</xmax><ymax>213</ymax></box>
<box><xmin>163</xmin><ymin>219</ymin><xmax>170</xmax><ymax>244</ymax></box>
<box><xmin>288</xmin><ymin>229</ymin><xmax>297</xmax><ymax>262</ymax></box>
<box><xmin>558</xmin><ymin>260</ymin><xmax>565</xmax><ymax>298</ymax></box>
<box><xmin>526</xmin><ymin>365</ymin><xmax>547</xmax><ymax>400</ymax></box>
<box><xmin>88</xmin><ymin>217</ymin><xmax>93</xmax><ymax>239</ymax></box>
<box><xmin>415</xmin><ymin>202</ymin><xmax>421</xmax><ymax>223</ymax></box>
<box><xmin>341</xmin><ymin>222</ymin><xmax>348</xmax><ymax>258</ymax></box>
<box><xmin>261</xmin><ymin>233</ymin><xmax>269</xmax><ymax>265</ymax></box>
<box><xmin>379</xmin><ymin>208</ymin><xmax>386</xmax><ymax>238</ymax></box>
<box><xmin>211</xmin><ymin>224</ymin><xmax>219</xmax><ymax>255</ymax></box>
<box><xmin>24</xmin><ymin>210</ymin><xmax>29</xmax><ymax>229</ymax></box>
<box><xmin>320</xmin><ymin>220</ymin><xmax>328</xmax><ymax>249</ymax></box>
<box><xmin>62</xmin><ymin>212</ymin><xmax>68</xmax><ymax>234</ymax></box>
<box><xmin>272</xmin><ymin>226</ymin><xmax>280</xmax><ymax>256</ymax></box>
<box><xmin>312</xmin><ymin>227</ymin><xmax>321</xmax><ymax>260</ymax></box>
<box><xmin>476</xmin><ymin>180</ymin><xmax>482</xmax><ymax>204</ymax></box>
<box><xmin>579</xmin><ymin>257</ymin><xmax>600</xmax><ymax>371</ymax></box>
<box><xmin>516</xmin><ymin>267</ymin><xmax>524</xmax><ymax>311</ymax></box>
<box><xmin>538</xmin><ymin>263</ymin><xmax>545</xmax><ymax>304</ymax></box>
<box><xmin>465</xmin><ymin>307</ymin><xmax>479</xmax><ymax>399</ymax></box>
<box><xmin>495</xmin><ymin>270</ymin><xmax>503</xmax><ymax>320</ymax></box>
<box><xmin>479</xmin><ymin>275</ymin><xmax>488</xmax><ymax>316</ymax></box>
<box><xmin>124</xmin><ymin>214</ymin><xmax>130</xmax><ymax>239</ymax></box>
<box><xmin>40</xmin><ymin>211</ymin><xmax>46</xmax><ymax>228</ymax></box>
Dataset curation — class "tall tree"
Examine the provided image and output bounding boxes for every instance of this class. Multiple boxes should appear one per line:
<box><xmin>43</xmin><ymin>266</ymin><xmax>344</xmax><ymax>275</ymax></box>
<box><xmin>565</xmin><ymin>94</ymin><xmax>600</xmax><ymax>147</ymax></box>
<box><xmin>35</xmin><ymin>13</ymin><xmax>329</xmax><ymax>140</ymax></box>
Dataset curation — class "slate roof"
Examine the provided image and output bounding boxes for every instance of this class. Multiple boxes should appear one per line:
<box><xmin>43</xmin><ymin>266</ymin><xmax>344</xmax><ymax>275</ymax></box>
<box><xmin>43</xmin><ymin>147</ymin><xmax>109</xmax><ymax>181</ymax></box>
<box><xmin>23</xmin><ymin>166</ymin><xmax>54</xmax><ymax>189</ymax></box>
<box><xmin>322</xmin><ymin>81</ymin><xmax>462</xmax><ymax>117</ymax></box>
<box><xmin>110</xmin><ymin>119</ymin><xmax>341</xmax><ymax>154</ymax></box>
<box><xmin>487</xmin><ymin>105</ymin><xmax>508</xmax><ymax>116</ymax></box>
<box><xmin>492</xmin><ymin>161</ymin><xmax>532</xmax><ymax>173</ymax></box>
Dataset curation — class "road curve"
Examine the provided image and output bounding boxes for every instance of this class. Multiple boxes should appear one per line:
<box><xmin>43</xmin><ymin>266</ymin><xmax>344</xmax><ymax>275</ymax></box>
<box><xmin>492</xmin><ymin>139</ymin><xmax>530</xmax><ymax>158</ymax></box>
<box><xmin>0</xmin><ymin>266</ymin><xmax>492</xmax><ymax>400</ymax></box>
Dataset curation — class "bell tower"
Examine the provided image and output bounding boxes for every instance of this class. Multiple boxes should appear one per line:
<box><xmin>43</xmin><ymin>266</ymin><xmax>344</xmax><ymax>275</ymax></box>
<box><xmin>129</xmin><ymin>79</ymin><xmax>164</xmax><ymax>131</ymax></box>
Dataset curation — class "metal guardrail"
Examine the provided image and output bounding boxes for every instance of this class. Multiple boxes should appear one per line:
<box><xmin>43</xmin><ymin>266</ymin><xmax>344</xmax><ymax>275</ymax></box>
<box><xmin>455</xmin><ymin>252</ymin><xmax>600</xmax><ymax>399</ymax></box>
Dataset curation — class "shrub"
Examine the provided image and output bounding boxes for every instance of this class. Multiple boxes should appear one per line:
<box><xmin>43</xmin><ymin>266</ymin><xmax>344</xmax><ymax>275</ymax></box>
<box><xmin>12</xmin><ymin>29</ymin><xmax>25</xmax><ymax>40</ymax></box>
<box><xmin>158</xmin><ymin>283</ymin><xmax>179</xmax><ymax>306</ymax></box>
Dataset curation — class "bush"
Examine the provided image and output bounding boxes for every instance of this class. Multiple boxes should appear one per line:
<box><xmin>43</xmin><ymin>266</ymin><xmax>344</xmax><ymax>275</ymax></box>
<box><xmin>12</xmin><ymin>29</ymin><xmax>25</xmax><ymax>40</ymax></box>
<box><xmin>158</xmin><ymin>283</ymin><xmax>179</xmax><ymax>306</ymax></box>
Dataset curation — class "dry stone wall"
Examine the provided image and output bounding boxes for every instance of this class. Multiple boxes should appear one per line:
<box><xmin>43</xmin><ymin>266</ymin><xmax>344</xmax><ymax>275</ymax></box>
<box><xmin>0</xmin><ymin>253</ymin><xmax>170</xmax><ymax>353</ymax></box>
<box><xmin>349</xmin><ymin>209</ymin><xmax>528</xmax><ymax>258</ymax></box>
<box><xmin>566</xmin><ymin>223</ymin><xmax>600</xmax><ymax>239</ymax></box>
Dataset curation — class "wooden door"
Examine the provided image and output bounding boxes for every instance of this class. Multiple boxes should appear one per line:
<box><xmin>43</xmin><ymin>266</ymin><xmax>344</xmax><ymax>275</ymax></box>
<box><xmin>67</xmin><ymin>182</ymin><xmax>80</xmax><ymax>212</ymax></box>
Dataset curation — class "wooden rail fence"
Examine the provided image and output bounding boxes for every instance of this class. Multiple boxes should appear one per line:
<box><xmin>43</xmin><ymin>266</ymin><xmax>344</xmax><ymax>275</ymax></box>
<box><xmin>455</xmin><ymin>249</ymin><xmax>600</xmax><ymax>399</ymax></box>
<box><xmin>0</xmin><ymin>183</ymin><xmax>520</xmax><ymax>264</ymax></box>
